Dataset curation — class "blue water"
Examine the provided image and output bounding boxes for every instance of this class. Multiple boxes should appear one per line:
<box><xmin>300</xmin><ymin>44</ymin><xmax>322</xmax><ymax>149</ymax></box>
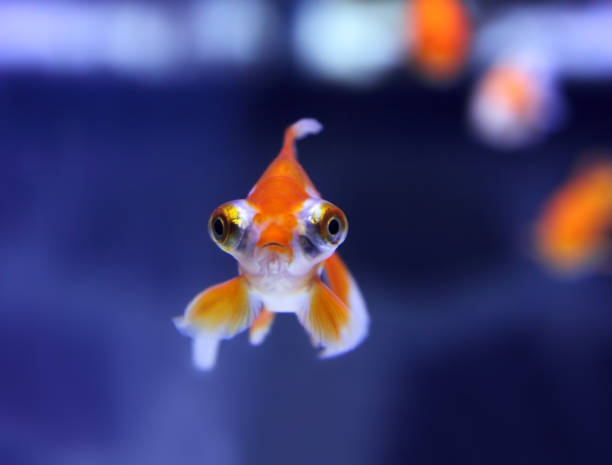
<box><xmin>1</xmin><ymin>76</ymin><xmax>611</xmax><ymax>465</ymax></box>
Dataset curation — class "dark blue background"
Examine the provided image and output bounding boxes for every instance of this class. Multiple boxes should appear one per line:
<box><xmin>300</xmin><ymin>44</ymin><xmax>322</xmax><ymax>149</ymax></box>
<box><xmin>1</xmin><ymin>70</ymin><xmax>612</xmax><ymax>465</ymax></box>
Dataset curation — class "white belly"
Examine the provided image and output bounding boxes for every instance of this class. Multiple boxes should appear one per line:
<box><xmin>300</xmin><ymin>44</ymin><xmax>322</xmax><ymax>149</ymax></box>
<box><xmin>254</xmin><ymin>290</ymin><xmax>310</xmax><ymax>314</ymax></box>
<box><xmin>239</xmin><ymin>249</ymin><xmax>315</xmax><ymax>313</ymax></box>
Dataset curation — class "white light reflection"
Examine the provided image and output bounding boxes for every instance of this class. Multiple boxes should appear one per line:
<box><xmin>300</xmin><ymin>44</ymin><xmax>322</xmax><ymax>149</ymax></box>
<box><xmin>294</xmin><ymin>0</ymin><xmax>404</xmax><ymax>86</ymax></box>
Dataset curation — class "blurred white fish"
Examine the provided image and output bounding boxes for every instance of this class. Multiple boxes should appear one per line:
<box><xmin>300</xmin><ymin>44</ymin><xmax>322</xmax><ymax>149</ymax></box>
<box><xmin>469</xmin><ymin>5</ymin><xmax>612</xmax><ymax>149</ymax></box>
<box><xmin>469</xmin><ymin>54</ymin><xmax>565</xmax><ymax>150</ymax></box>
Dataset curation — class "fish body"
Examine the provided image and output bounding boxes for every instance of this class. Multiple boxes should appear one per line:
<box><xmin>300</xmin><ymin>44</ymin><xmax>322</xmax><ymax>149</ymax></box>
<box><xmin>535</xmin><ymin>159</ymin><xmax>612</xmax><ymax>274</ymax></box>
<box><xmin>407</xmin><ymin>0</ymin><xmax>472</xmax><ymax>81</ymax></box>
<box><xmin>175</xmin><ymin>119</ymin><xmax>369</xmax><ymax>369</ymax></box>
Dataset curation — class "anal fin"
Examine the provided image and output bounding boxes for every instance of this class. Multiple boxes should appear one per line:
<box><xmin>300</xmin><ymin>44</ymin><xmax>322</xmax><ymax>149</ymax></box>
<box><xmin>249</xmin><ymin>308</ymin><xmax>275</xmax><ymax>346</ymax></box>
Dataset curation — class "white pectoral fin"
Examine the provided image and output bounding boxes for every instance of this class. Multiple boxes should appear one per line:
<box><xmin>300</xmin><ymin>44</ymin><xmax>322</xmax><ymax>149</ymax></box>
<box><xmin>174</xmin><ymin>317</ymin><xmax>220</xmax><ymax>371</ymax></box>
<box><xmin>173</xmin><ymin>276</ymin><xmax>261</xmax><ymax>370</ymax></box>
<box><xmin>193</xmin><ymin>334</ymin><xmax>221</xmax><ymax>371</ymax></box>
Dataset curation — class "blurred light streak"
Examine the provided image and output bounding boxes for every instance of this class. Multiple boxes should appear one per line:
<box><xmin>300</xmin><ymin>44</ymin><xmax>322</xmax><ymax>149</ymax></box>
<box><xmin>474</xmin><ymin>5</ymin><xmax>612</xmax><ymax>79</ymax></box>
<box><xmin>294</xmin><ymin>0</ymin><xmax>404</xmax><ymax>86</ymax></box>
<box><xmin>0</xmin><ymin>1</ymin><xmax>276</xmax><ymax>79</ymax></box>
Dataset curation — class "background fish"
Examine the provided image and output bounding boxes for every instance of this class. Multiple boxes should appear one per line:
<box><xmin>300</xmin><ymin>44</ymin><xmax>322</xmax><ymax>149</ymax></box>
<box><xmin>535</xmin><ymin>157</ymin><xmax>612</xmax><ymax>275</ymax></box>
<box><xmin>407</xmin><ymin>0</ymin><xmax>472</xmax><ymax>81</ymax></box>
<box><xmin>469</xmin><ymin>56</ymin><xmax>564</xmax><ymax>149</ymax></box>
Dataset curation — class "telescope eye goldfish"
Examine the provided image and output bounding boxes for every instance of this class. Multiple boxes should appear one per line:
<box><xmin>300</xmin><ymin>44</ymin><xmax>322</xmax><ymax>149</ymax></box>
<box><xmin>174</xmin><ymin>119</ymin><xmax>369</xmax><ymax>370</ymax></box>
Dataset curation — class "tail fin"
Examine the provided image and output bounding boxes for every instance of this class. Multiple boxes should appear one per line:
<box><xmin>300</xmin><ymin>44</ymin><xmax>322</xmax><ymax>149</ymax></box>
<box><xmin>281</xmin><ymin>118</ymin><xmax>323</xmax><ymax>159</ymax></box>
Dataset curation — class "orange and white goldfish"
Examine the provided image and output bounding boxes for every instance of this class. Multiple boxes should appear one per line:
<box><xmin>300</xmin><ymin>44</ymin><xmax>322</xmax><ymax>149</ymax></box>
<box><xmin>535</xmin><ymin>158</ymin><xmax>612</xmax><ymax>274</ymax></box>
<box><xmin>174</xmin><ymin>119</ymin><xmax>369</xmax><ymax>370</ymax></box>
<box><xmin>406</xmin><ymin>0</ymin><xmax>472</xmax><ymax>81</ymax></box>
<box><xmin>469</xmin><ymin>58</ymin><xmax>563</xmax><ymax>149</ymax></box>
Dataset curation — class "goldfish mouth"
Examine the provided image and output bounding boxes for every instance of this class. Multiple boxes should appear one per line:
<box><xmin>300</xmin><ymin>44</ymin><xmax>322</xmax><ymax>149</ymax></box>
<box><xmin>262</xmin><ymin>242</ymin><xmax>290</xmax><ymax>254</ymax></box>
<box><xmin>258</xmin><ymin>242</ymin><xmax>292</xmax><ymax>274</ymax></box>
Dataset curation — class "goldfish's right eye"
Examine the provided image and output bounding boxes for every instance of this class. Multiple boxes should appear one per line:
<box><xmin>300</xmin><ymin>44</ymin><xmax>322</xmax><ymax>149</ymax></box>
<box><xmin>210</xmin><ymin>214</ymin><xmax>228</xmax><ymax>244</ymax></box>
<box><xmin>326</xmin><ymin>216</ymin><xmax>342</xmax><ymax>242</ymax></box>
<box><xmin>305</xmin><ymin>201</ymin><xmax>348</xmax><ymax>248</ymax></box>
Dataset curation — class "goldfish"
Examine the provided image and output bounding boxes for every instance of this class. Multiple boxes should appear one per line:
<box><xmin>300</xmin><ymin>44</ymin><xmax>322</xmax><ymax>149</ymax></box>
<box><xmin>469</xmin><ymin>58</ymin><xmax>563</xmax><ymax>149</ymax></box>
<box><xmin>174</xmin><ymin>119</ymin><xmax>369</xmax><ymax>370</ymax></box>
<box><xmin>407</xmin><ymin>0</ymin><xmax>472</xmax><ymax>81</ymax></box>
<box><xmin>535</xmin><ymin>158</ymin><xmax>612</xmax><ymax>274</ymax></box>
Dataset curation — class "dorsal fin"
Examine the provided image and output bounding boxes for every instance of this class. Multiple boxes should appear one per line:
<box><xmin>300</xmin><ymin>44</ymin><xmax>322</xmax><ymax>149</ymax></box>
<box><xmin>248</xmin><ymin>118</ymin><xmax>323</xmax><ymax>204</ymax></box>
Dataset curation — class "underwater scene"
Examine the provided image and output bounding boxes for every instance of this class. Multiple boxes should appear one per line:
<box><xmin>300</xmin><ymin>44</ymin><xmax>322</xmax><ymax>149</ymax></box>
<box><xmin>1</xmin><ymin>1</ymin><xmax>612</xmax><ymax>464</ymax></box>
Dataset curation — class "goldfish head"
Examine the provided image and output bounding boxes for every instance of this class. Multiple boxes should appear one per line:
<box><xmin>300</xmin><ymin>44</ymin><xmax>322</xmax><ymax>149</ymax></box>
<box><xmin>208</xmin><ymin>198</ymin><xmax>348</xmax><ymax>283</ymax></box>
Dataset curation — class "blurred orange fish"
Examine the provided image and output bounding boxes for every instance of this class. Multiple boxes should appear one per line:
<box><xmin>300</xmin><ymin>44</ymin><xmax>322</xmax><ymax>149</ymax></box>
<box><xmin>535</xmin><ymin>158</ymin><xmax>612</xmax><ymax>274</ymax></box>
<box><xmin>407</xmin><ymin>0</ymin><xmax>472</xmax><ymax>81</ymax></box>
<box><xmin>174</xmin><ymin>119</ymin><xmax>369</xmax><ymax>370</ymax></box>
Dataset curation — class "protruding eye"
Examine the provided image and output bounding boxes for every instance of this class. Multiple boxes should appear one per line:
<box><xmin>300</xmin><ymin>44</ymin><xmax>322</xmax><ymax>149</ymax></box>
<box><xmin>327</xmin><ymin>216</ymin><xmax>341</xmax><ymax>238</ymax></box>
<box><xmin>319</xmin><ymin>204</ymin><xmax>347</xmax><ymax>245</ymax></box>
<box><xmin>208</xmin><ymin>202</ymin><xmax>251</xmax><ymax>251</ymax></box>
<box><xmin>210</xmin><ymin>214</ymin><xmax>228</xmax><ymax>244</ymax></box>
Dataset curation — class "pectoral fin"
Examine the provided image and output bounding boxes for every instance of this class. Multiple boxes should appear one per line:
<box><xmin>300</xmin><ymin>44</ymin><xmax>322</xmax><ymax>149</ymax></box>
<box><xmin>322</xmin><ymin>253</ymin><xmax>370</xmax><ymax>352</ymax></box>
<box><xmin>323</xmin><ymin>253</ymin><xmax>352</xmax><ymax>307</ymax></box>
<box><xmin>298</xmin><ymin>272</ymin><xmax>368</xmax><ymax>358</ymax></box>
<box><xmin>249</xmin><ymin>309</ymin><xmax>275</xmax><ymax>346</ymax></box>
<box><xmin>174</xmin><ymin>276</ymin><xmax>261</xmax><ymax>370</ymax></box>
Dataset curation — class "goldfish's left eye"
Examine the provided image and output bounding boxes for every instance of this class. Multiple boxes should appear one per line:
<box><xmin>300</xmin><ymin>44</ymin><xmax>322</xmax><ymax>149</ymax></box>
<box><xmin>326</xmin><ymin>216</ymin><xmax>342</xmax><ymax>242</ymax></box>
<box><xmin>319</xmin><ymin>205</ymin><xmax>347</xmax><ymax>245</ymax></box>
